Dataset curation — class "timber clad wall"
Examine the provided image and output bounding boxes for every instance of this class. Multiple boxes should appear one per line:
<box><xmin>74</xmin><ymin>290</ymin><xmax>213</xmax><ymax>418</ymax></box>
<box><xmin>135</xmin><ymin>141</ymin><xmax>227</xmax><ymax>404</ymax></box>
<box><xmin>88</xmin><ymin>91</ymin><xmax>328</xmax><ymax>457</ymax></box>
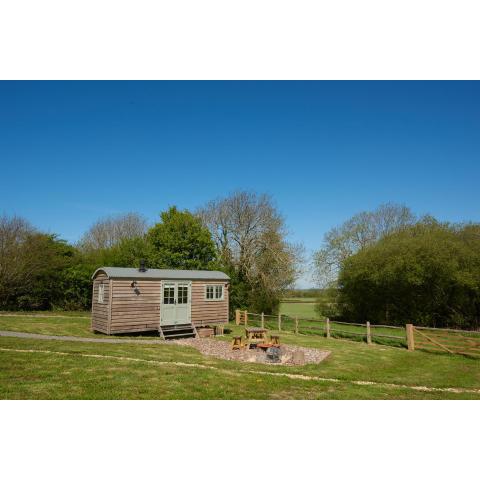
<box><xmin>91</xmin><ymin>273</ymin><xmax>110</xmax><ymax>334</ymax></box>
<box><xmin>191</xmin><ymin>280</ymin><xmax>229</xmax><ymax>326</ymax></box>
<box><xmin>110</xmin><ymin>280</ymin><xmax>161</xmax><ymax>334</ymax></box>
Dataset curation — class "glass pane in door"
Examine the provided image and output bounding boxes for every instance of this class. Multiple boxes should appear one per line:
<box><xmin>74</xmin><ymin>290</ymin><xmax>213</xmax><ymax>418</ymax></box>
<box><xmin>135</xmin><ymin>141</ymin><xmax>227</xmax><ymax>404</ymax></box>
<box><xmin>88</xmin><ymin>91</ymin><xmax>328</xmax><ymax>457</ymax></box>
<box><xmin>177</xmin><ymin>285</ymin><xmax>189</xmax><ymax>304</ymax></box>
<box><xmin>163</xmin><ymin>285</ymin><xmax>175</xmax><ymax>304</ymax></box>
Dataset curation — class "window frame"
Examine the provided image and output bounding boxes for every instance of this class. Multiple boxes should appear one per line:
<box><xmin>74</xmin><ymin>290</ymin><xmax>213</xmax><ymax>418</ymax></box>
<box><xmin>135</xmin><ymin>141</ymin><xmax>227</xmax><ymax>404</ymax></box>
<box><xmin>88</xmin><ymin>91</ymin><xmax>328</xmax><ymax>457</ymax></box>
<box><xmin>177</xmin><ymin>284</ymin><xmax>190</xmax><ymax>305</ymax></box>
<box><xmin>98</xmin><ymin>283</ymin><xmax>105</xmax><ymax>304</ymax></box>
<box><xmin>205</xmin><ymin>284</ymin><xmax>224</xmax><ymax>301</ymax></box>
<box><xmin>163</xmin><ymin>283</ymin><xmax>176</xmax><ymax>305</ymax></box>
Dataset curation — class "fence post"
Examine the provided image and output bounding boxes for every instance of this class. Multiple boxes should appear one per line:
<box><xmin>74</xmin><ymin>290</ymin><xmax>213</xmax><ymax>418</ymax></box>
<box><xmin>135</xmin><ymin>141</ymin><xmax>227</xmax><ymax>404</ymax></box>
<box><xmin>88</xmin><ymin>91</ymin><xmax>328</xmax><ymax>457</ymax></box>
<box><xmin>326</xmin><ymin>318</ymin><xmax>331</xmax><ymax>338</ymax></box>
<box><xmin>244</xmin><ymin>310</ymin><xmax>248</xmax><ymax>327</ymax></box>
<box><xmin>406</xmin><ymin>324</ymin><xmax>415</xmax><ymax>351</ymax></box>
<box><xmin>278</xmin><ymin>313</ymin><xmax>282</xmax><ymax>332</ymax></box>
<box><xmin>295</xmin><ymin>316</ymin><xmax>299</xmax><ymax>335</ymax></box>
<box><xmin>261</xmin><ymin>312</ymin><xmax>265</xmax><ymax>329</ymax></box>
<box><xmin>235</xmin><ymin>309</ymin><xmax>240</xmax><ymax>325</ymax></box>
<box><xmin>366</xmin><ymin>321</ymin><xmax>372</xmax><ymax>345</ymax></box>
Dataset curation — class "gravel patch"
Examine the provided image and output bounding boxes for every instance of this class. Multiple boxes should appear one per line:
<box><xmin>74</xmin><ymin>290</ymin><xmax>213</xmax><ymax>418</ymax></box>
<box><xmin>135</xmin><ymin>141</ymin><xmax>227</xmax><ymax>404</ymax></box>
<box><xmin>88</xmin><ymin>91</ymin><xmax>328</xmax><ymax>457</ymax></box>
<box><xmin>174</xmin><ymin>338</ymin><xmax>330</xmax><ymax>365</ymax></box>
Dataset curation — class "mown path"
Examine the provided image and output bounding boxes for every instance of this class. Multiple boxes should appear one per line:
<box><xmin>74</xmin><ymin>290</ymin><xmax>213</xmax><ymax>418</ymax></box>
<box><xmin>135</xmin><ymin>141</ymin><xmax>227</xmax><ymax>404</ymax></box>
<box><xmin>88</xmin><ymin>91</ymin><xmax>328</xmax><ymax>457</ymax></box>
<box><xmin>0</xmin><ymin>330</ymin><xmax>164</xmax><ymax>344</ymax></box>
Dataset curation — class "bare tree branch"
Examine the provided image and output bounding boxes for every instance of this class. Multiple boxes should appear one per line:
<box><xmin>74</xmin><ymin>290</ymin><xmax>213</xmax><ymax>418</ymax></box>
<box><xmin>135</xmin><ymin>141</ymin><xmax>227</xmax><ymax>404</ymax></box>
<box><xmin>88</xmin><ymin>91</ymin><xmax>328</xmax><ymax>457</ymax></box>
<box><xmin>78</xmin><ymin>212</ymin><xmax>148</xmax><ymax>251</ymax></box>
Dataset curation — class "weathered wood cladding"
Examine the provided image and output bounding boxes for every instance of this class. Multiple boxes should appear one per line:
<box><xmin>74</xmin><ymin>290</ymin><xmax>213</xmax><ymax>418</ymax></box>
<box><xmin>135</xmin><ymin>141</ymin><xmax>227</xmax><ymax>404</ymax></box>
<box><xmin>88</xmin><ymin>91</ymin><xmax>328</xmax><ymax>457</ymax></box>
<box><xmin>91</xmin><ymin>271</ymin><xmax>229</xmax><ymax>334</ymax></box>
<box><xmin>109</xmin><ymin>279</ymin><xmax>161</xmax><ymax>333</ymax></box>
<box><xmin>91</xmin><ymin>273</ymin><xmax>110</xmax><ymax>334</ymax></box>
<box><xmin>191</xmin><ymin>280</ymin><xmax>229</xmax><ymax>326</ymax></box>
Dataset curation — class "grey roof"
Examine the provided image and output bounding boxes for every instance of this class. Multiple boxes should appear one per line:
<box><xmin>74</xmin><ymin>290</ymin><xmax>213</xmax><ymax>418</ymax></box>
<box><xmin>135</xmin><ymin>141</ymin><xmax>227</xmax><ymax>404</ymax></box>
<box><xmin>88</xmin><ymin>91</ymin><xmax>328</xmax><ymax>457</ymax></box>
<box><xmin>92</xmin><ymin>267</ymin><xmax>230</xmax><ymax>281</ymax></box>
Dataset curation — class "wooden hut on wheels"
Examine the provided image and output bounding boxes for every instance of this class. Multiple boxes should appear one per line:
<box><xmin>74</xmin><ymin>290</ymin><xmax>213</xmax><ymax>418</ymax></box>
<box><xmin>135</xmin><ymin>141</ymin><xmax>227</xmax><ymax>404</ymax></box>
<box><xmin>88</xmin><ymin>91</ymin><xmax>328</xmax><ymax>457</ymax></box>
<box><xmin>91</xmin><ymin>263</ymin><xmax>230</xmax><ymax>339</ymax></box>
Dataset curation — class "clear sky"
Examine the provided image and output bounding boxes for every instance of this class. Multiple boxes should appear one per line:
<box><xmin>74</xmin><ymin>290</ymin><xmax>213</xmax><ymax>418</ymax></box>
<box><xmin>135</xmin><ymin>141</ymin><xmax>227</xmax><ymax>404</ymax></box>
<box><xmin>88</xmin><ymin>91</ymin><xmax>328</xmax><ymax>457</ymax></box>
<box><xmin>1</xmin><ymin>81</ymin><xmax>479</xmax><ymax>286</ymax></box>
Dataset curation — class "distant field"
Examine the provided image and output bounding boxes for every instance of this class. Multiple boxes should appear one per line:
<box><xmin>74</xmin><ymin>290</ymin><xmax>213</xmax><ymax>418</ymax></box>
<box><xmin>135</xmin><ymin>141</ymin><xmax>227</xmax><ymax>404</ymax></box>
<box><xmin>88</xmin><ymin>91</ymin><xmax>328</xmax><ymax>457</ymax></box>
<box><xmin>281</xmin><ymin>297</ymin><xmax>317</xmax><ymax>303</ymax></box>
<box><xmin>279</xmin><ymin>298</ymin><xmax>320</xmax><ymax>318</ymax></box>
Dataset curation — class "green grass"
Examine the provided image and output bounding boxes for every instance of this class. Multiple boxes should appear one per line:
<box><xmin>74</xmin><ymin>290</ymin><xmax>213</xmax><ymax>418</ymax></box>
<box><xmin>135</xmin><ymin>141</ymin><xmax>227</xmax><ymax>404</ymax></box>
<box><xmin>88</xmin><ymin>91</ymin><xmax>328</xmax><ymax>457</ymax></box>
<box><xmin>0</xmin><ymin>310</ymin><xmax>90</xmax><ymax>317</ymax></box>
<box><xmin>0</xmin><ymin>314</ymin><xmax>157</xmax><ymax>339</ymax></box>
<box><xmin>0</xmin><ymin>313</ymin><xmax>479</xmax><ymax>399</ymax></box>
<box><xmin>0</xmin><ymin>314</ymin><xmax>97</xmax><ymax>337</ymax></box>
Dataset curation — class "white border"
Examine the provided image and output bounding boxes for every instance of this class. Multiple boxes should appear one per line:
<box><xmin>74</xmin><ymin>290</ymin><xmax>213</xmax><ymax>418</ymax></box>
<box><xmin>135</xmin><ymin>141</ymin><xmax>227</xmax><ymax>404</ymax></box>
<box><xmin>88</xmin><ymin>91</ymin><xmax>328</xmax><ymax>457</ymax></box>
<box><xmin>0</xmin><ymin>401</ymin><xmax>478</xmax><ymax>479</ymax></box>
<box><xmin>1</xmin><ymin>1</ymin><xmax>479</xmax><ymax>79</ymax></box>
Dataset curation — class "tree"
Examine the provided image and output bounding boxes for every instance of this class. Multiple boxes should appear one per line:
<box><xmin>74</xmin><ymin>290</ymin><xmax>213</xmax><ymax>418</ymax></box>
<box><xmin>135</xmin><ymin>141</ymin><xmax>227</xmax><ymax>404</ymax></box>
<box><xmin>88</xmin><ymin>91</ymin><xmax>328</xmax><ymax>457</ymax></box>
<box><xmin>78</xmin><ymin>212</ymin><xmax>148</xmax><ymax>251</ymax></box>
<box><xmin>17</xmin><ymin>233</ymin><xmax>76</xmax><ymax>309</ymax></box>
<box><xmin>147</xmin><ymin>206</ymin><xmax>217</xmax><ymax>270</ymax></box>
<box><xmin>0</xmin><ymin>214</ymin><xmax>37</xmax><ymax>308</ymax></box>
<box><xmin>0</xmin><ymin>213</ymin><xmax>80</xmax><ymax>309</ymax></box>
<box><xmin>58</xmin><ymin>262</ymin><xmax>93</xmax><ymax>310</ymax></box>
<box><xmin>198</xmin><ymin>191</ymin><xmax>302</xmax><ymax>313</ymax></box>
<box><xmin>313</xmin><ymin>203</ymin><xmax>416</xmax><ymax>287</ymax></box>
<box><xmin>337</xmin><ymin>221</ymin><xmax>480</xmax><ymax>329</ymax></box>
<box><xmin>94</xmin><ymin>237</ymin><xmax>153</xmax><ymax>269</ymax></box>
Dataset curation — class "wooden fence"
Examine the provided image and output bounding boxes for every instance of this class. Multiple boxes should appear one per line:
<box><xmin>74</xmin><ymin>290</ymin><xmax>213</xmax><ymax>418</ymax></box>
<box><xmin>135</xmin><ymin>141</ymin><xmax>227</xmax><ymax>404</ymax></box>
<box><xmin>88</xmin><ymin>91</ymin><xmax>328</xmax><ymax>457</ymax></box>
<box><xmin>406</xmin><ymin>324</ymin><xmax>480</xmax><ymax>357</ymax></box>
<box><xmin>235</xmin><ymin>310</ymin><xmax>480</xmax><ymax>357</ymax></box>
<box><xmin>235</xmin><ymin>310</ymin><xmax>406</xmax><ymax>347</ymax></box>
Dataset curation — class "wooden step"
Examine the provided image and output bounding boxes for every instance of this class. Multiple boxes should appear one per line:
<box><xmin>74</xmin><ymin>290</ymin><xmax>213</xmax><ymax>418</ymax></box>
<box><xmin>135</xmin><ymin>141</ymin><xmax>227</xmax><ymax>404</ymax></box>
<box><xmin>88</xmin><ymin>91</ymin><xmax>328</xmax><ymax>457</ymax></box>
<box><xmin>161</xmin><ymin>332</ymin><xmax>196</xmax><ymax>338</ymax></box>
<box><xmin>161</xmin><ymin>324</ymin><xmax>195</xmax><ymax>331</ymax></box>
<box><xmin>159</xmin><ymin>323</ymin><xmax>197</xmax><ymax>340</ymax></box>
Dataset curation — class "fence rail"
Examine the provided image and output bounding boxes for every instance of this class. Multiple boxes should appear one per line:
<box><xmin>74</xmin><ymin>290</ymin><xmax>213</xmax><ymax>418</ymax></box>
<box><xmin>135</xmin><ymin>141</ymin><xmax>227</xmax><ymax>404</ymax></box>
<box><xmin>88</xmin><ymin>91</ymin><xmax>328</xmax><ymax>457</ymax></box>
<box><xmin>407</xmin><ymin>324</ymin><xmax>480</xmax><ymax>357</ymax></box>
<box><xmin>235</xmin><ymin>310</ymin><xmax>480</xmax><ymax>357</ymax></box>
<box><xmin>235</xmin><ymin>309</ymin><xmax>405</xmax><ymax>346</ymax></box>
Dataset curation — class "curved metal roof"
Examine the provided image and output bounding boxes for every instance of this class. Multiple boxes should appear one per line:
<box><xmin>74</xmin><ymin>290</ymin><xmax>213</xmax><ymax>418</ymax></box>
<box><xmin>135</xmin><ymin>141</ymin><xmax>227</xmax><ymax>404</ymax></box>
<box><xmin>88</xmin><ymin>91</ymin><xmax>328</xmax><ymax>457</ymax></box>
<box><xmin>92</xmin><ymin>267</ymin><xmax>230</xmax><ymax>281</ymax></box>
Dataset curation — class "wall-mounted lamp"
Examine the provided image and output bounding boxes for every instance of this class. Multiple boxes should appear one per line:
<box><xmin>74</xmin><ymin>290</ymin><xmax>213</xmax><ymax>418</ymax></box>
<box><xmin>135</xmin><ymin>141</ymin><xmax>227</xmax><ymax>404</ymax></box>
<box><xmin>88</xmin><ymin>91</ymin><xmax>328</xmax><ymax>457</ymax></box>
<box><xmin>131</xmin><ymin>280</ymin><xmax>140</xmax><ymax>295</ymax></box>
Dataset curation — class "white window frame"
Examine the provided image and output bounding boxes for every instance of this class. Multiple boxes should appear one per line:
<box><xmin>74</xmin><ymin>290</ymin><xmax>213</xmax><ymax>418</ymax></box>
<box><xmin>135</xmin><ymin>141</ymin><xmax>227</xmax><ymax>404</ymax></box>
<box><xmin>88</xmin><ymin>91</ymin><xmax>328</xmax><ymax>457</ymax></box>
<box><xmin>205</xmin><ymin>284</ymin><xmax>224</xmax><ymax>301</ymax></box>
<box><xmin>98</xmin><ymin>283</ymin><xmax>105</xmax><ymax>304</ymax></box>
<box><xmin>162</xmin><ymin>283</ymin><xmax>176</xmax><ymax>305</ymax></box>
<box><xmin>177</xmin><ymin>283</ymin><xmax>190</xmax><ymax>305</ymax></box>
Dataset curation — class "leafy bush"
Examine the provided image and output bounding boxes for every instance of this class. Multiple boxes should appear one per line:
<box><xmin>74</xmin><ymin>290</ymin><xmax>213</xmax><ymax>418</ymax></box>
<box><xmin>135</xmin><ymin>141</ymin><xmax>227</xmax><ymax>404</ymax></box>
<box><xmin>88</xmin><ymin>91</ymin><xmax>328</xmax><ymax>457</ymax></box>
<box><xmin>338</xmin><ymin>221</ymin><xmax>480</xmax><ymax>329</ymax></box>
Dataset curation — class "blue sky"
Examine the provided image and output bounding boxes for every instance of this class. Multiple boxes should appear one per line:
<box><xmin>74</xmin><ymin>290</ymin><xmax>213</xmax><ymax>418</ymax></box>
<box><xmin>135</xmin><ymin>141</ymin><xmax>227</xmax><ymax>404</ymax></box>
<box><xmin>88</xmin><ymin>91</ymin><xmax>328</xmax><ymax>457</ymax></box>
<box><xmin>1</xmin><ymin>81</ymin><xmax>479</xmax><ymax>286</ymax></box>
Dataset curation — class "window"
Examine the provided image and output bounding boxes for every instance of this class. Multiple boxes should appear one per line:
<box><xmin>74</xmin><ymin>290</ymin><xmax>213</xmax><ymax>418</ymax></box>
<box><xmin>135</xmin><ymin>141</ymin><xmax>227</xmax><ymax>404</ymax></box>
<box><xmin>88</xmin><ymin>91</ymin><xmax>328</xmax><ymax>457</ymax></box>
<box><xmin>163</xmin><ymin>285</ymin><xmax>175</xmax><ymax>304</ymax></box>
<box><xmin>206</xmin><ymin>285</ymin><xmax>214</xmax><ymax>300</ymax></box>
<box><xmin>206</xmin><ymin>284</ymin><xmax>223</xmax><ymax>301</ymax></box>
<box><xmin>178</xmin><ymin>285</ymin><xmax>189</xmax><ymax>304</ymax></box>
<box><xmin>98</xmin><ymin>283</ymin><xmax>105</xmax><ymax>304</ymax></box>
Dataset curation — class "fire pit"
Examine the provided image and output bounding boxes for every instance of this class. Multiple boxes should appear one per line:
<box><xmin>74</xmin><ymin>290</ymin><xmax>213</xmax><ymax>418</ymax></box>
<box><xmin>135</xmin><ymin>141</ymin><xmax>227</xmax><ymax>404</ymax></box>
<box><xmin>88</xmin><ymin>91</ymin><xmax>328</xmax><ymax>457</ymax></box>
<box><xmin>266</xmin><ymin>346</ymin><xmax>281</xmax><ymax>363</ymax></box>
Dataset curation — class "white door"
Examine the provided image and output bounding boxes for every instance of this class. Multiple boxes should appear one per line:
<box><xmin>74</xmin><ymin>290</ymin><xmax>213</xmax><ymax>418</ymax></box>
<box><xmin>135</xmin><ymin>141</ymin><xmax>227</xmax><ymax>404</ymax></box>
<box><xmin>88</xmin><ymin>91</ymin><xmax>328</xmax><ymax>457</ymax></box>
<box><xmin>175</xmin><ymin>283</ymin><xmax>190</xmax><ymax>324</ymax></box>
<box><xmin>162</xmin><ymin>283</ymin><xmax>176</xmax><ymax>326</ymax></box>
<box><xmin>161</xmin><ymin>282</ymin><xmax>191</xmax><ymax>326</ymax></box>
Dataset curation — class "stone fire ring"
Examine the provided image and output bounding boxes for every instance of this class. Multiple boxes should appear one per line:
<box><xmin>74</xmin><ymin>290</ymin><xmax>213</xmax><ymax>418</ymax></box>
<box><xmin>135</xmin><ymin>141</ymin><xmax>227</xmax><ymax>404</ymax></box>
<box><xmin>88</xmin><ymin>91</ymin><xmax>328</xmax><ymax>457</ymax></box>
<box><xmin>174</xmin><ymin>338</ymin><xmax>331</xmax><ymax>366</ymax></box>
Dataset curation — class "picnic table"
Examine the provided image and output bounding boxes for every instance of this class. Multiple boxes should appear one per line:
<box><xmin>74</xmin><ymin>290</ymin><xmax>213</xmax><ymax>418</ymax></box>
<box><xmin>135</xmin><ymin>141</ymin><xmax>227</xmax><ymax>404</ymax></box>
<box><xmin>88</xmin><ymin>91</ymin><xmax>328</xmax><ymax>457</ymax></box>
<box><xmin>231</xmin><ymin>328</ymin><xmax>282</xmax><ymax>351</ymax></box>
<box><xmin>245</xmin><ymin>327</ymin><xmax>268</xmax><ymax>344</ymax></box>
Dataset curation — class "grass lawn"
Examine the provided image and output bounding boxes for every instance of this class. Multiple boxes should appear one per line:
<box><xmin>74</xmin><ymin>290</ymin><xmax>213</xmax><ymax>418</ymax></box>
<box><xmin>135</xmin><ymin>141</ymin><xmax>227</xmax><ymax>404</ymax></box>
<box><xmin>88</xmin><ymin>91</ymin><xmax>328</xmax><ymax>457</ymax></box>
<box><xmin>0</xmin><ymin>313</ymin><xmax>479</xmax><ymax>399</ymax></box>
<box><xmin>0</xmin><ymin>314</ymin><xmax>157</xmax><ymax>339</ymax></box>
<box><xmin>0</xmin><ymin>310</ymin><xmax>90</xmax><ymax>317</ymax></box>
